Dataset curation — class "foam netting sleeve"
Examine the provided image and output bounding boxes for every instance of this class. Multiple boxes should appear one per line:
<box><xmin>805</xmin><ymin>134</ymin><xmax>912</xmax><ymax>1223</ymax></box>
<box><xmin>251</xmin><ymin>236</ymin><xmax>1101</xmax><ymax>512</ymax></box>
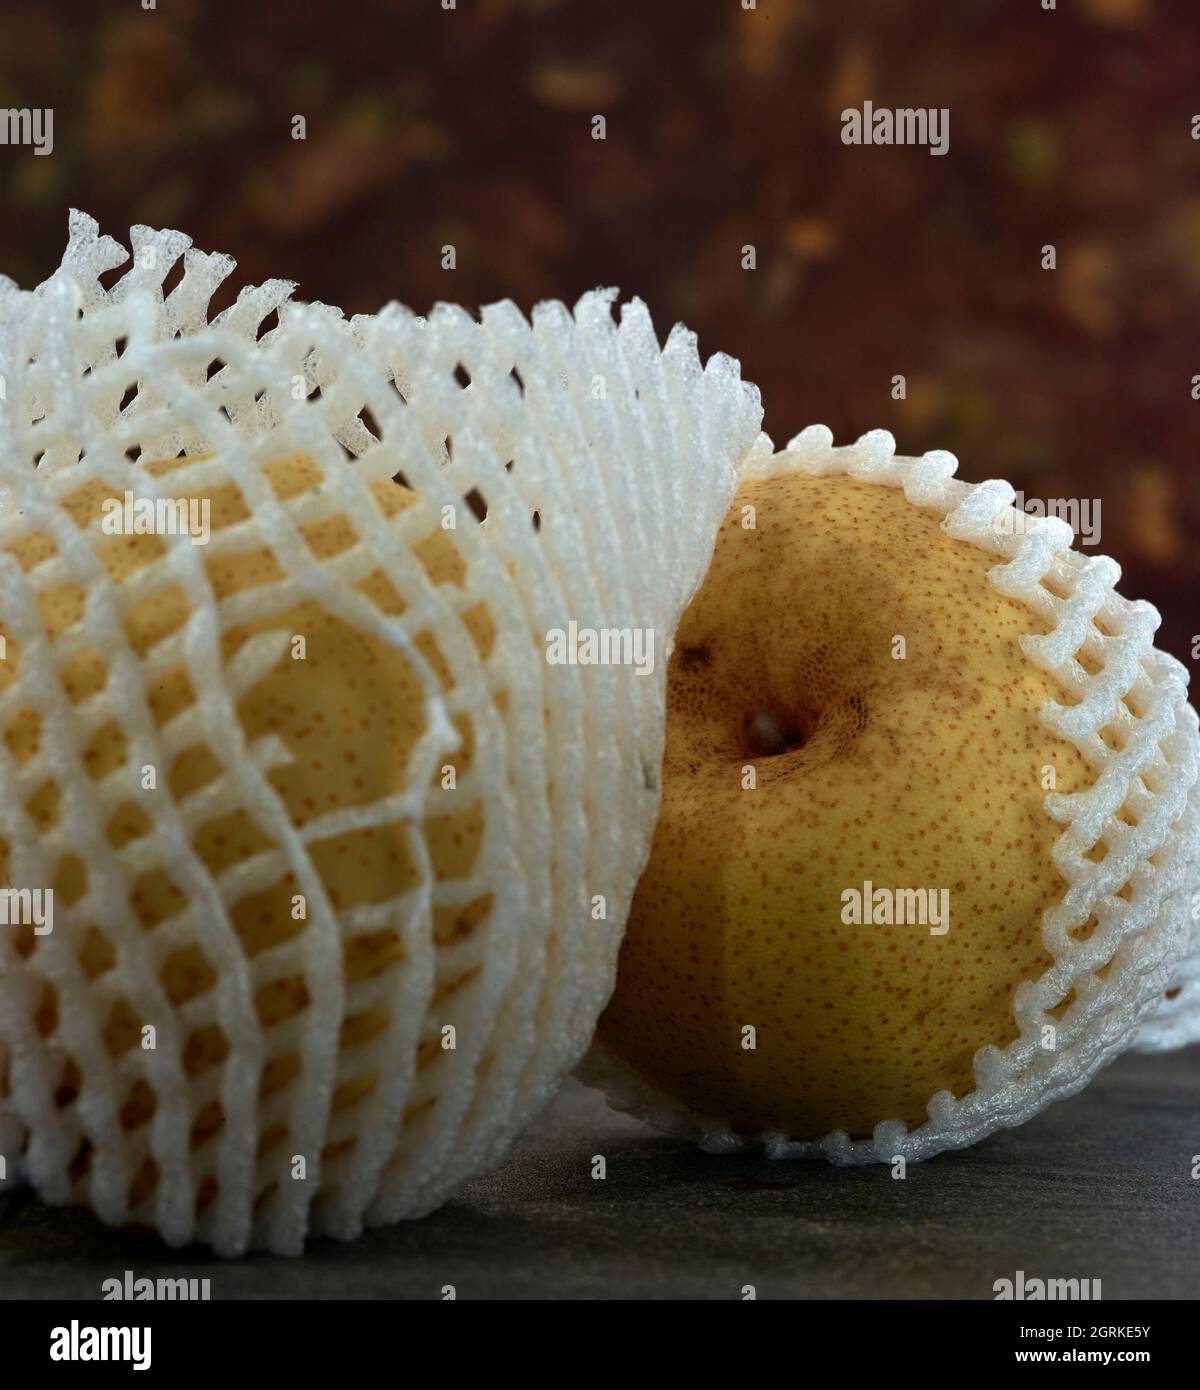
<box><xmin>578</xmin><ymin>424</ymin><xmax>1200</xmax><ymax>1164</ymax></box>
<box><xmin>0</xmin><ymin>211</ymin><xmax>763</xmax><ymax>1253</ymax></box>
<box><xmin>1132</xmin><ymin>921</ymin><xmax>1200</xmax><ymax>1050</ymax></box>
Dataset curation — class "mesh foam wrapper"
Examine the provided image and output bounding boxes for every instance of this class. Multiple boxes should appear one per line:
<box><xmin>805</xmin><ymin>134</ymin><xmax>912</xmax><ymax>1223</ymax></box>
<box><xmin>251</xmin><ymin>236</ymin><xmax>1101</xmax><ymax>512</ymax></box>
<box><xmin>579</xmin><ymin>425</ymin><xmax>1200</xmax><ymax>1162</ymax></box>
<box><xmin>0</xmin><ymin>212</ymin><xmax>763</xmax><ymax>1252</ymax></box>
<box><xmin>1133</xmin><ymin>919</ymin><xmax>1200</xmax><ymax>1050</ymax></box>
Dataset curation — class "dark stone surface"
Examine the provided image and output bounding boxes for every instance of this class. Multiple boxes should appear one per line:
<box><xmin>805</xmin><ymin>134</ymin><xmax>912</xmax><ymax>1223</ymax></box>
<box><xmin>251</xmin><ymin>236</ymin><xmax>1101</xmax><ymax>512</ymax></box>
<box><xmin>1</xmin><ymin>1048</ymin><xmax>1197</xmax><ymax>1300</ymax></box>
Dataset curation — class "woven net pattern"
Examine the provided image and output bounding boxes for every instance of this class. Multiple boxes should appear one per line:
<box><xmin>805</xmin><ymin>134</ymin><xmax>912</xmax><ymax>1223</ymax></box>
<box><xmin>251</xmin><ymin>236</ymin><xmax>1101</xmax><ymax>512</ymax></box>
<box><xmin>579</xmin><ymin>425</ymin><xmax>1200</xmax><ymax>1163</ymax></box>
<box><xmin>0</xmin><ymin>212</ymin><xmax>762</xmax><ymax>1251</ymax></box>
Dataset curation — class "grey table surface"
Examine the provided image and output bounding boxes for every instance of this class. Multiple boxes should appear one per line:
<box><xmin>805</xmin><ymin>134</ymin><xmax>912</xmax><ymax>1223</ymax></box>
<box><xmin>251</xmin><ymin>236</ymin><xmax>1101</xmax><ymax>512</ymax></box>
<box><xmin>1</xmin><ymin>1048</ymin><xmax>1196</xmax><ymax>1300</ymax></box>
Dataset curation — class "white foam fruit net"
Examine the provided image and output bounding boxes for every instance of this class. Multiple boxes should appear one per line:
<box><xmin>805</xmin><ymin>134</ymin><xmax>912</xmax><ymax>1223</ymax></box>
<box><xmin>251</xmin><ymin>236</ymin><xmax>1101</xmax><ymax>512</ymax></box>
<box><xmin>580</xmin><ymin>425</ymin><xmax>1200</xmax><ymax>1162</ymax></box>
<box><xmin>0</xmin><ymin>212</ymin><xmax>763</xmax><ymax>1252</ymax></box>
<box><xmin>1133</xmin><ymin>920</ymin><xmax>1200</xmax><ymax>1050</ymax></box>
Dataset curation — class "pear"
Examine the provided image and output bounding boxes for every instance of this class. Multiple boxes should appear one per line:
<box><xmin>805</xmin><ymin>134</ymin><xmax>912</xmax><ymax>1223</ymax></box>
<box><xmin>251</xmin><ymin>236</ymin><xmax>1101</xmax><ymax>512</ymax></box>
<box><xmin>591</xmin><ymin>431</ymin><xmax>1200</xmax><ymax>1155</ymax></box>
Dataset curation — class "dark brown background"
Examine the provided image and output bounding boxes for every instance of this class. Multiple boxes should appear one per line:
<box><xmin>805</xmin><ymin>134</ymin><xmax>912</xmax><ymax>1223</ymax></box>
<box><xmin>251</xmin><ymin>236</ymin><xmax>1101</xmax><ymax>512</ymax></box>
<box><xmin>2</xmin><ymin>0</ymin><xmax>1196</xmax><ymax>657</ymax></box>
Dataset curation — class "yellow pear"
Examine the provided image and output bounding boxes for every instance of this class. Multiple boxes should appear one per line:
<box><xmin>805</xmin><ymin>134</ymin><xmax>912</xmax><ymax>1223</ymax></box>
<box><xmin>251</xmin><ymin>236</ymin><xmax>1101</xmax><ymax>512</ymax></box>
<box><xmin>595</xmin><ymin>440</ymin><xmax>1199</xmax><ymax>1148</ymax></box>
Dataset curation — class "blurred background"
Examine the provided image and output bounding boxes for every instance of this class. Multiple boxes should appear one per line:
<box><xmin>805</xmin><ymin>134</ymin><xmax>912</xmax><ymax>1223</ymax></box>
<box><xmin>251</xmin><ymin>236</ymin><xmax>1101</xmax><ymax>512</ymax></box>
<box><xmin>1</xmin><ymin>0</ymin><xmax>1196</xmax><ymax>658</ymax></box>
